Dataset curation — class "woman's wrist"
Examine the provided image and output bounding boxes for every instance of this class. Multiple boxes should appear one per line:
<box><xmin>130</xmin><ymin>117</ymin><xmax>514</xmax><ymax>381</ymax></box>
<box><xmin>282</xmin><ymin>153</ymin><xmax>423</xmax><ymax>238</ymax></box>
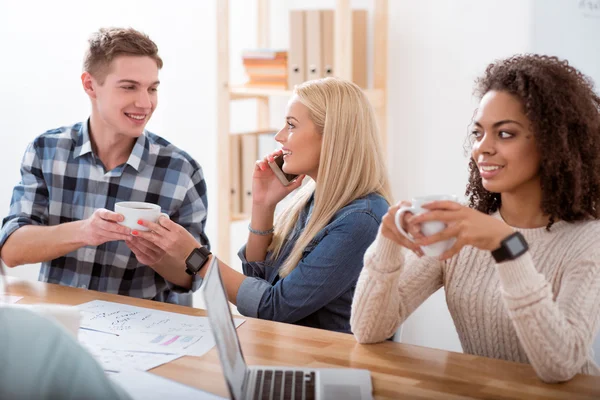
<box><xmin>250</xmin><ymin>205</ymin><xmax>276</xmax><ymax>229</ymax></box>
<box><xmin>248</xmin><ymin>224</ymin><xmax>274</xmax><ymax>236</ymax></box>
<box><xmin>182</xmin><ymin>240</ymin><xmax>201</xmax><ymax>263</ymax></box>
<box><xmin>491</xmin><ymin>225</ymin><xmax>516</xmax><ymax>250</ymax></box>
<box><xmin>252</xmin><ymin>199</ymin><xmax>278</xmax><ymax>212</ymax></box>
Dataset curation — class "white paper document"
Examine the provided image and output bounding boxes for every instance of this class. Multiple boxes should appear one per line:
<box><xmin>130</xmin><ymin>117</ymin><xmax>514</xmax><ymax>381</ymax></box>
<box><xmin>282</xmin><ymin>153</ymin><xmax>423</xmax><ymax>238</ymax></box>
<box><xmin>109</xmin><ymin>370</ymin><xmax>226</xmax><ymax>400</ymax></box>
<box><xmin>97</xmin><ymin>331</ymin><xmax>214</xmax><ymax>355</ymax></box>
<box><xmin>79</xmin><ymin>328</ymin><xmax>182</xmax><ymax>372</ymax></box>
<box><xmin>0</xmin><ymin>295</ymin><xmax>22</xmax><ymax>304</ymax></box>
<box><xmin>89</xmin><ymin>347</ymin><xmax>182</xmax><ymax>373</ymax></box>
<box><xmin>77</xmin><ymin>300</ymin><xmax>245</xmax><ymax>357</ymax></box>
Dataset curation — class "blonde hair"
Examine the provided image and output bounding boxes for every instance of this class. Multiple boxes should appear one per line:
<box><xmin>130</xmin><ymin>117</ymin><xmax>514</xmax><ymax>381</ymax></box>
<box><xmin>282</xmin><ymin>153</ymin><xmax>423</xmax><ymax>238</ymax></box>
<box><xmin>270</xmin><ymin>77</ymin><xmax>393</xmax><ymax>278</ymax></box>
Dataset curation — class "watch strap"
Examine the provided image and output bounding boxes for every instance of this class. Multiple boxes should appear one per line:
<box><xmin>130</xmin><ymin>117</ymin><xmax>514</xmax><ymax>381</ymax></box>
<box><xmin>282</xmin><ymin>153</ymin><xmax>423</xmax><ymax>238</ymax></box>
<box><xmin>185</xmin><ymin>247</ymin><xmax>212</xmax><ymax>275</ymax></box>
<box><xmin>491</xmin><ymin>231</ymin><xmax>528</xmax><ymax>263</ymax></box>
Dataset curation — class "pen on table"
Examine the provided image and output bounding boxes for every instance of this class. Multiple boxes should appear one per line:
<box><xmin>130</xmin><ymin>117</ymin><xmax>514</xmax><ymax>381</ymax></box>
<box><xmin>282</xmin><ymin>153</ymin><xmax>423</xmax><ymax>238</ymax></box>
<box><xmin>80</xmin><ymin>327</ymin><xmax>120</xmax><ymax>336</ymax></box>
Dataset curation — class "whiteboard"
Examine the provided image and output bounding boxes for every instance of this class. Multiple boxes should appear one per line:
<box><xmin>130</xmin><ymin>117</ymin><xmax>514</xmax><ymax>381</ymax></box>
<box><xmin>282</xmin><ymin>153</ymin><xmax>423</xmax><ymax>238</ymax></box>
<box><xmin>533</xmin><ymin>0</ymin><xmax>600</xmax><ymax>89</ymax></box>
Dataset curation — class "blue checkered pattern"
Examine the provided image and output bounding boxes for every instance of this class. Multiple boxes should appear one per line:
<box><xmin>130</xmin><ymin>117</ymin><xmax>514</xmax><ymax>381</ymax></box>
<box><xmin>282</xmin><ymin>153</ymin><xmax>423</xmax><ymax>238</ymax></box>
<box><xmin>0</xmin><ymin>120</ymin><xmax>209</xmax><ymax>304</ymax></box>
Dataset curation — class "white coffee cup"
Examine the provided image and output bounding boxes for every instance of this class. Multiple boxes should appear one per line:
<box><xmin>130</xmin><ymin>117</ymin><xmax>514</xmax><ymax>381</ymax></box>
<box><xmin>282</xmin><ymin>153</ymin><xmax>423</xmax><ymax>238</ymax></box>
<box><xmin>114</xmin><ymin>201</ymin><xmax>169</xmax><ymax>232</ymax></box>
<box><xmin>395</xmin><ymin>194</ymin><xmax>458</xmax><ymax>257</ymax></box>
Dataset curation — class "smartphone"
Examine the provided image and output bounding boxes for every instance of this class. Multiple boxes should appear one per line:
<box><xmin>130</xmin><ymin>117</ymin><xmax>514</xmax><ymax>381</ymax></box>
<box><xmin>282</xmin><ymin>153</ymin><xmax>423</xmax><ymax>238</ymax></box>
<box><xmin>268</xmin><ymin>155</ymin><xmax>299</xmax><ymax>186</ymax></box>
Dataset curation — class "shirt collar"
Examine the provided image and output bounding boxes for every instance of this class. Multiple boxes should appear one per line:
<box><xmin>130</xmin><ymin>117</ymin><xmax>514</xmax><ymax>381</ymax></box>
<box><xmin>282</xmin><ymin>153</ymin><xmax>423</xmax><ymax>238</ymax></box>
<box><xmin>126</xmin><ymin>133</ymin><xmax>149</xmax><ymax>172</ymax></box>
<box><xmin>73</xmin><ymin>118</ymin><xmax>149</xmax><ymax>172</ymax></box>
<box><xmin>72</xmin><ymin>119</ymin><xmax>93</xmax><ymax>159</ymax></box>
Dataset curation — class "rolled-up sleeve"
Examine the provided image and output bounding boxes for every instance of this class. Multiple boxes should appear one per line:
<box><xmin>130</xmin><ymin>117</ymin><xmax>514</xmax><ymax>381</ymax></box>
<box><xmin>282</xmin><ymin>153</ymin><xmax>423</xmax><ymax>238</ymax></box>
<box><xmin>237</xmin><ymin>244</ymin><xmax>274</xmax><ymax>279</ymax></box>
<box><xmin>0</xmin><ymin>142</ymin><xmax>49</xmax><ymax>247</ymax></box>
<box><xmin>236</xmin><ymin>211</ymin><xmax>380</xmax><ymax>323</ymax></box>
<box><xmin>236</xmin><ymin>277</ymin><xmax>272</xmax><ymax>317</ymax></box>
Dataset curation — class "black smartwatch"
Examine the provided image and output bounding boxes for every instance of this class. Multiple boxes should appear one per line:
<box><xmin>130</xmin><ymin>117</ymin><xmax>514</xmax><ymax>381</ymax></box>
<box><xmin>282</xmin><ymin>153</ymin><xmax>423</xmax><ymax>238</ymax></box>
<box><xmin>491</xmin><ymin>232</ymin><xmax>528</xmax><ymax>263</ymax></box>
<box><xmin>185</xmin><ymin>247</ymin><xmax>212</xmax><ymax>275</ymax></box>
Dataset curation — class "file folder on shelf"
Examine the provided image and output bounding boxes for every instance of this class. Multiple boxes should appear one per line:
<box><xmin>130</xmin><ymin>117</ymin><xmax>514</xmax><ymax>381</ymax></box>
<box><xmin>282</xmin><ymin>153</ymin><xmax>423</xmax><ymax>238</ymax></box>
<box><xmin>321</xmin><ymin>10</ymin><xmax>335</xmax><ymax>79</ymax></box>
<box><xmin>287</xmin><ymin>10</ymin><xmax>306</xmax><ymax>89</ymax></box>
<box><xmin>352</xmin><ymin>10</ymin><xmax>367</xmax><ymax>88</ymax></box>
<box><xmin>314</xmin><ymin>9</ymin><xmax>368</xmax><ymax>87</ymax></box>
<box><xmin>241</xmin><ymin>135</ymin><xmax>259</xmax><ymax>214</ymax></box>
<box><xmin>229</xmin><ymin>134</ymin><xmax>242</xmax><ymax>215</ymax></box>
<box><xmin>305</xmin><ymin>10</ymin><xmax>323</xmax><ymax>81</ymax></box>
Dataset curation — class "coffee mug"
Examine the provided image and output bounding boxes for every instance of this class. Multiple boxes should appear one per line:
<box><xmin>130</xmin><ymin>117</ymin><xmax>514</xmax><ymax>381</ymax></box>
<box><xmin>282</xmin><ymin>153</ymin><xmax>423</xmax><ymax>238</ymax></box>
<box><xmin>395</xmin><ymin>195</ymin><xmax>458</xmax><ymax>257</ymax></box>
<box><xmin>114</xmin><ymin>201</ymin><xmax>169</xmax><ymax>232</ymax></box>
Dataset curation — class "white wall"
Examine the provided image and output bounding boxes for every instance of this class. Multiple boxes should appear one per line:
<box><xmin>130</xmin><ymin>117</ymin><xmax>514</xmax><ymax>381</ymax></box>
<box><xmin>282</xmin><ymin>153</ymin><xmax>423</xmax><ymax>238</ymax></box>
<box><xmin>531</xmin><ymin>0</ymin><xmax>600</xmax><ymax>364</ymax></box>
<box><xmin>533</xmin><ymin>0</ymin><xmax>600</xmax><ymax>80</ymax></box>
<box><xmin>385</xmin><ymin>0</ymin><xmax>534</xmax><ymax>352</ymax></box>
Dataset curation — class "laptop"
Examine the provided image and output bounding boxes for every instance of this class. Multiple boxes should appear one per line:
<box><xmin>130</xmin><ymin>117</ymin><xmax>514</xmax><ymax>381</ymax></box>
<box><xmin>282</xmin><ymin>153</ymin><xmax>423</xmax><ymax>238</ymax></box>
<box><xmin>202</xmin><ymin>257</ymin><xmax>373</xmax><ymax>400</ymax></box>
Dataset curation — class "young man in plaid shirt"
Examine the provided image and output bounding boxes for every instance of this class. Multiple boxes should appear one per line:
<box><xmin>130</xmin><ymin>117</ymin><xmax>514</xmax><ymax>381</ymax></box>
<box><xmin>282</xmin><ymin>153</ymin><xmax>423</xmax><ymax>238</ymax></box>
<box><xmin>0</xmin><ymin>28</ymin><xmax>208</xmax><ymax>305</ymax></box>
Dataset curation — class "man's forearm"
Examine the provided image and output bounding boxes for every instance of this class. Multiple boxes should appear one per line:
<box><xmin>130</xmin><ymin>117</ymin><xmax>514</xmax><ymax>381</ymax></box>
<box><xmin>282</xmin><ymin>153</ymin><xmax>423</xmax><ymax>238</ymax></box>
<box><xmin>1</xmin><ymin>222</ymin><xmax>87</xmax><ymax>267</ymax></box>
<box><xmin>150</xmin><ymin>254</ymin><xmax>193</xmax><ymax>290</ymax></box>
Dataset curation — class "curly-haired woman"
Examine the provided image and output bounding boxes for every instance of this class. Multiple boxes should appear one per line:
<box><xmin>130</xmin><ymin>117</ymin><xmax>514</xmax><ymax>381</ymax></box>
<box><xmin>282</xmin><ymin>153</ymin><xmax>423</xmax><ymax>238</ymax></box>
<box><xmin>350</xmin><ymin>54</ymin><xmax>600</xmax><ymax>383</ymax></box>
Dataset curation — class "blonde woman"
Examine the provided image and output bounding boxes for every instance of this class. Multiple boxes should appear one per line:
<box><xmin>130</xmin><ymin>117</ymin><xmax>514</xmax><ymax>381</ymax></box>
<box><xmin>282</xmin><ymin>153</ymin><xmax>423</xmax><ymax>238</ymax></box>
<box><xmin>132</xmin><ymin>78</ymin><xmax>392</xmax><ymax>333</ymax></box>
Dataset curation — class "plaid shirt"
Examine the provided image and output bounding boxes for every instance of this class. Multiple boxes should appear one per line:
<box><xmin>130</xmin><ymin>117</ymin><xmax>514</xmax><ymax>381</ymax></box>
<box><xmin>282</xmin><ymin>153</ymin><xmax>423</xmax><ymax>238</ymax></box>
<box><xmin>0</xmin><ymin>120</ymin><xmax>209</xmax><ymax>304</ymax></box>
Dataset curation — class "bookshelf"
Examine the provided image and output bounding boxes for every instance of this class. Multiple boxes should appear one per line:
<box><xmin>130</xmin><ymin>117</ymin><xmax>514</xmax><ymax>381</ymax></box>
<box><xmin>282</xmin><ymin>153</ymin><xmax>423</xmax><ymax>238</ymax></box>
<box><xmin>216</xmin><ymin>0</ymin><xmax>388</xmax><ymax>262</ymax></box>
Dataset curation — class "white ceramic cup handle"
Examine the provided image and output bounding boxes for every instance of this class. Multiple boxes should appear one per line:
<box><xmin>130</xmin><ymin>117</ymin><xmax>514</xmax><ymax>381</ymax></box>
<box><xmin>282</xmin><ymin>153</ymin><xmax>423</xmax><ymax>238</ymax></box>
<box><xmin>159</xmin><ymin>213</ymin><xmax>170</xmax><ymax>223</ymax></box>
<box><xmin>395</xmin><ymin>206</ymin><xmax>416</xmax><ymax>243</ymax></box>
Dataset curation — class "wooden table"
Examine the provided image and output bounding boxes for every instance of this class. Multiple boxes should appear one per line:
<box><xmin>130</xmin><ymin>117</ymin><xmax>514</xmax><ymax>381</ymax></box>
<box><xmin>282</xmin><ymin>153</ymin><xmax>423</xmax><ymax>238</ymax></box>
<box><xmin>3</xmin><ymin>277</ymin><xmax>600</xmax><ymax>399</ymax></box>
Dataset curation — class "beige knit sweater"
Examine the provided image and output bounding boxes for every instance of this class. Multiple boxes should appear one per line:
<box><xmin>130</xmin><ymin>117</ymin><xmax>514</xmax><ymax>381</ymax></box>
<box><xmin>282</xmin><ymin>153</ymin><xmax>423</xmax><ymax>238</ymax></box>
<box><xmin>351</xmin><ymin>212</ymin><xmax>600</xmax><ymax>383</ymax></box>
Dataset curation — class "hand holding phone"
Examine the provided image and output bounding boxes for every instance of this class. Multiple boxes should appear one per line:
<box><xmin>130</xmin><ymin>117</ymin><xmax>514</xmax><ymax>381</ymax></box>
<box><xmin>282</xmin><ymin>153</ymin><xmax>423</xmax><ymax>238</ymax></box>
<box><xmin>268</xmin><ymin>155</ymin><xmax>299</xmax><ymax>186</ymax></box>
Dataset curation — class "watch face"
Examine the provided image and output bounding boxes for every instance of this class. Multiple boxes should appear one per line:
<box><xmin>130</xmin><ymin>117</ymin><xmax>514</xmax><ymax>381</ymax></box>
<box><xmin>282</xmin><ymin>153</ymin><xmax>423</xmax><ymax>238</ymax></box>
<box><xmin>505</xmin><ymin>235</ymin><xmax>527</xmax><ymax>255</ymax></box>
<box><xmin>188</xmin><ymin>251</ymin><xmax>205</xmax><ymax>272</ymax></box>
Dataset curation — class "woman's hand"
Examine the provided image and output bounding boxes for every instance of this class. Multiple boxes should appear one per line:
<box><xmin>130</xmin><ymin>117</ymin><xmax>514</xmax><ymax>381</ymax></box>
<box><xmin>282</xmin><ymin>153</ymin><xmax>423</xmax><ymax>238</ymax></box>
<box><xmin>380</xmin><ymin>201</ymin><xmax>425</xmax><ymax>257</ymax></box>
<box><xmin>410</xmin><ymin>200</ymin><xmax>514</xmax><ymax>260</ymax></box>
<box><xmin>132</xmin><ymin>217</ymin><xmax>201</xmax><ymax>264</ymax></box>
<box><xmin>251</xmin><ymin>149</ymin><xmax>305</xmax><ymax>209</ymax></box>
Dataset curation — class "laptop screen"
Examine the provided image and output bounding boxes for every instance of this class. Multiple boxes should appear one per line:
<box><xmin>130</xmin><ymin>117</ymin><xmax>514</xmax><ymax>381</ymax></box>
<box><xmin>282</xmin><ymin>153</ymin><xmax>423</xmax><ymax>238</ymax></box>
<box><xmin>202</xmin><ymin>258</ymin><xmax>248</xmax><ymax>400</ymax></box>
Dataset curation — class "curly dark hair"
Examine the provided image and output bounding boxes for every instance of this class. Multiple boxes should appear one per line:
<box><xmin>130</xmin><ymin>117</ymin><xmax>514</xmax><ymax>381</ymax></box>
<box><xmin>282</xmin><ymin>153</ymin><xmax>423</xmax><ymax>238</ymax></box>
<box><xmin>466</xmin><ymin>54</ymin><xmax>600</xmax><ymax>228</ymax></box>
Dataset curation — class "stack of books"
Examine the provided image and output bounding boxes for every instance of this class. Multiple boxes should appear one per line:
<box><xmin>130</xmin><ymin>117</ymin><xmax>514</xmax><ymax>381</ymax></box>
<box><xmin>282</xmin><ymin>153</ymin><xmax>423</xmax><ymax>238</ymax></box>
<box><xmin>242</xmin><ymin>49</ymin><xmax>288</xmax><ymax>88</ymax></box>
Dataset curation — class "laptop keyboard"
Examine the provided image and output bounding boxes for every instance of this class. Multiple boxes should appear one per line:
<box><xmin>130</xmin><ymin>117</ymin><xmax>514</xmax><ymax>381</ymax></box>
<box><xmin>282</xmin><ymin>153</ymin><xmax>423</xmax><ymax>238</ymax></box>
<box><xmin>252</xmin><ymin>369</ymin><xmax>316</xmax><ymax>400</ymax></box>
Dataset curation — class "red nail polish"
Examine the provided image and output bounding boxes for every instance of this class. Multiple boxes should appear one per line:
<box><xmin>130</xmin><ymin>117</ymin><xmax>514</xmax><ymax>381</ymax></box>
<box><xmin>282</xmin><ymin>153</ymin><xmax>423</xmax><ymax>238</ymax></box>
<box><xmin>137</xmin><ymin>219</ymin><xmax>143</xmax><ymax>225</ymax></box>
<box><xmin>132</xmin><ymin>230</ymin><xmax>138</xmax><ymax>236</ymax></box>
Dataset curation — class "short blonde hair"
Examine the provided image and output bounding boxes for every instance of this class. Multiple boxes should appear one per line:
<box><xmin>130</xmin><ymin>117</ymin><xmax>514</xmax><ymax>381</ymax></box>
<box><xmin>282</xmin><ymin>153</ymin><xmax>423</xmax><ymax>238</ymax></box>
<box><xmin>83</xmin><ymin>27</ymin><xmax>163</xmax><ymax>83</ymax></box>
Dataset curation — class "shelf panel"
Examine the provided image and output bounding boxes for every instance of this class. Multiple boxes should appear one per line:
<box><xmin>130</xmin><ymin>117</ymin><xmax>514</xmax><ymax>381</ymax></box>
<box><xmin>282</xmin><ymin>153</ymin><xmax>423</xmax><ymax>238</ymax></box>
<box><xmin>231</xmin><ymin>213</ymin><xmax>250</xmax><ymax>222</ymax></box>
<box><xmin>229</xmin><ymin>85</ymin><xmax>292</xmax><ymax>99</ymax></box>
<box><xmin>228</xmin><ymin>85</ymin><xmax>385</xmax><ymax>109</ymax></box>
<box><xmin>230</xmin><ymin>128</ymin><xmax>278</xmax><ymax>136</ymax></box>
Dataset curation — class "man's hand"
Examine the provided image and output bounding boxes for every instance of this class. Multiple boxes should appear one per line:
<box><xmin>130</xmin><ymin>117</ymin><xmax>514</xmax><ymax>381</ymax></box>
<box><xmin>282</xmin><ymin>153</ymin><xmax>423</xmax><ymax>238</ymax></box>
<box><xmin>79</xmin><ymin>208</ymin><xmax>131</xmax><ymax>246</ymax></box>
<box><xmin>126</xmin><ymin>236</ymin><xmax>166</xmax><ymax>266</ymax></box>
<box><xmin>133</xmin><ymin>216</ymin><xmax>200</xmax><ymax>264</ymax></box>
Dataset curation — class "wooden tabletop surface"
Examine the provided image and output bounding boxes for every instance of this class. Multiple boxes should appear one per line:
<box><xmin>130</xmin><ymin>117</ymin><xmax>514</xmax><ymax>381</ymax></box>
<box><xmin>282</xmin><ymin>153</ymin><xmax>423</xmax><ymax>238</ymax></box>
<box><xmin>3</xmin><ymin>277</ymin><xmax>600</xmax><ymax>399</ymax></box>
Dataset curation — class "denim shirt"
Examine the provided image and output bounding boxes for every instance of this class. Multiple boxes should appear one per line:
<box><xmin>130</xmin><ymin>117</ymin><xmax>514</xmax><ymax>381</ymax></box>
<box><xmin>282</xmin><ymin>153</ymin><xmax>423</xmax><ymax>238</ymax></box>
<box><xmin>237</xmin><ymin>192</ymin><xmax>389</xmax><ymax>333</ymax></box>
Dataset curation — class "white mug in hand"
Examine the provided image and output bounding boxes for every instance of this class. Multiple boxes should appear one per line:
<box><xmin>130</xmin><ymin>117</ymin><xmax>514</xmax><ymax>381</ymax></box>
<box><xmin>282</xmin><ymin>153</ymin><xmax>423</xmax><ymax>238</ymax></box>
<box><xmin>395</xmin><ymin>194</ymin><xmax>458</xmax><ymax>257</ymax></box>
<box><xmin>115</xmin><ymin>201</ymin><xmax>169</xmax><ymax>232</ymax></box>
